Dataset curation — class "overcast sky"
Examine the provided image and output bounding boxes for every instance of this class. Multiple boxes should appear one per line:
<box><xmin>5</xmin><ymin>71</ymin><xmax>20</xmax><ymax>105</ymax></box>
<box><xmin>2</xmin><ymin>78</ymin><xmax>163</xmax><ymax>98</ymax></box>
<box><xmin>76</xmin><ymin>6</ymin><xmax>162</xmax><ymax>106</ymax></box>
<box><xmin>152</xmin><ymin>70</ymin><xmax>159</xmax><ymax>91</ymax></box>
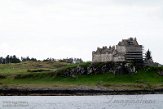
<box><xmin>0</xmin><ymin>0</ymin><xmax>163</xmax><ymax>63</ymax></box>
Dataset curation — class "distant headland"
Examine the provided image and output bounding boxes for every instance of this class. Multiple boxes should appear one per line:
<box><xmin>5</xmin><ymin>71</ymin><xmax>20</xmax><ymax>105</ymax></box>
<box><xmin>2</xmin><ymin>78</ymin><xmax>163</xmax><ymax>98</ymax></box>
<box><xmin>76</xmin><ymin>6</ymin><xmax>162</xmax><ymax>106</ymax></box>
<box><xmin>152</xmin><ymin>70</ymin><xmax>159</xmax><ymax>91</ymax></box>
<box><xmin>0</xmin><ymin>37</ymin><xmax>163</xmax><ymax>95</ymax></box>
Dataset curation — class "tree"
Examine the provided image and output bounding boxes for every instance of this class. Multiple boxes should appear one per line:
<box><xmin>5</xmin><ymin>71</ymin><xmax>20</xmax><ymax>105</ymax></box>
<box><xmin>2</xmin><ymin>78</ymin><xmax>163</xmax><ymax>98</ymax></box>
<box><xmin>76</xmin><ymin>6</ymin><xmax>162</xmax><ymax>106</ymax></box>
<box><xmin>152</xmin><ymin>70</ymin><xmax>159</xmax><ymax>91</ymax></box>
<box><xmin>73</xmin><ymin>58</ymin><xmax>83</xmax><ymax>63</ymax></box>
<box><xmin>145</xmin><ymin>49</ymin><xmax>152</xmax><ymax>60</ymax></box>
<box><xmin>12</xmin><ymin>55</ymin><xmax>21</xmax><ymax>63</ymax></box>
<box><xmin>6</xmin><ymin>55</ymin><xmax>10</xmax><ymax>63</ymax></box>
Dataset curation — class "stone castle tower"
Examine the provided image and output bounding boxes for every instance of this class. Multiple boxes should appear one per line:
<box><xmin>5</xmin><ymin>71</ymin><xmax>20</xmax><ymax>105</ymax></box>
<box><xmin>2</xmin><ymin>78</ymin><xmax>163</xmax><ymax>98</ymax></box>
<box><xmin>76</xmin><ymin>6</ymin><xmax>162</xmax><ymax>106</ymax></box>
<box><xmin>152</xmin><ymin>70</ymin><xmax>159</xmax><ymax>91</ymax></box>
<box><xmin>92</xmin><ymin>37</ymin><xmax>143</xmax><ymax>62</ymax></box>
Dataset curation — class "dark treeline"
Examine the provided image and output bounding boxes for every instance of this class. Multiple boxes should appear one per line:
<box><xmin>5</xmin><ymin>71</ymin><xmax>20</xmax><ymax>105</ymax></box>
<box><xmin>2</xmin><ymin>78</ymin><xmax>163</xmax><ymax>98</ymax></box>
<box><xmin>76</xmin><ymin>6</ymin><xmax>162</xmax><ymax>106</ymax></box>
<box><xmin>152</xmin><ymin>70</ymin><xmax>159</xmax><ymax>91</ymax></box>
<box><xmin>0</xmin><ymin>55</ymin><xmax>83</xmax><ymax>64</ymax></box>
<box><xmin>0</xmin><ymin>55</ymin><xmax>21</xmax><ymax>64</ymax></box>
<box><xmin>58</xmin><ymin>58</ymin><xmax>83</xmax><ymax>63</ymax></box>
<box><xmin>43</xmin><ymin>57</ymin><xmax>83</xmax><ymax>64</ymax></box>
<box><xmin>21</xmin><ymin>56</ymin><xmax>37</xmax><ymax>62</ymax></box>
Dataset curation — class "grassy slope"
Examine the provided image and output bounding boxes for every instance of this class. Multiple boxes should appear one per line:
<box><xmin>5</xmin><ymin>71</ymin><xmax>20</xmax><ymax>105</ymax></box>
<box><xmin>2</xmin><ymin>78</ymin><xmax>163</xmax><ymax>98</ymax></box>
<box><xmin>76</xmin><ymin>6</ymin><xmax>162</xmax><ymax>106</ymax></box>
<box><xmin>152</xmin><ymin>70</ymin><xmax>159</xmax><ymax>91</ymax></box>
<box><xmin>0</xmin><ymin>62</ymin><xmax>163</xmax><ymax>90</ymax></box>
<box><xmin>0</xmin><ymin>61</ymin><xmax>69</xmax><ymax>74</ymax></box>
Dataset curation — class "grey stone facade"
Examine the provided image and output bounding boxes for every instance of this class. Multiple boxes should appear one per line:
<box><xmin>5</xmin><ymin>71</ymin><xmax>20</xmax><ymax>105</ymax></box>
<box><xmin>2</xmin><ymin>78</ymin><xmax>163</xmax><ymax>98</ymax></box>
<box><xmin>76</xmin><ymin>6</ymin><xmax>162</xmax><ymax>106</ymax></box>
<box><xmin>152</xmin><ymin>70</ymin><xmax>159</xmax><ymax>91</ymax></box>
<box><xmin>92</xmin><ymin>37</ymin><xmax>143</xmax><ymax>62</ymax></box>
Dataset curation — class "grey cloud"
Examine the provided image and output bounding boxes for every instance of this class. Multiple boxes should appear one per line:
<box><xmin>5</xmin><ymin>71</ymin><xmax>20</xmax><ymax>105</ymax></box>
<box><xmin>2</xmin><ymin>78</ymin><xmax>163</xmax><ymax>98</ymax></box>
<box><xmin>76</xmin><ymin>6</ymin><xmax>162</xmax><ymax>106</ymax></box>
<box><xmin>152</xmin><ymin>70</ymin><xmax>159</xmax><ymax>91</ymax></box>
<box><xmin>12</xmin><ymin>0</ymin><xmax>163</xmax><ymax>8</ymax></box>
<box><xmin>16</xmin><ymin>0</ymin><xmax>65</xmax><ymax>6</ymax></box>
<box><xmin>112</xmin><ymin>0</ymin><xmax>163</xmax><ymax>6</ymax></box>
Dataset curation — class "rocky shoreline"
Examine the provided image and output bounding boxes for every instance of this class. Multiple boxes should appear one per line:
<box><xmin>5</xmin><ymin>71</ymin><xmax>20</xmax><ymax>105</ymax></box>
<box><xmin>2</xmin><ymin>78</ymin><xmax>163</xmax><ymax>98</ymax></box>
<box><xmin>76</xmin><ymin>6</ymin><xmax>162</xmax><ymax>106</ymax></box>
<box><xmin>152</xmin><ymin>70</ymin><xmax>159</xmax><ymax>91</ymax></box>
<box><xmin>1</xmin><ymin>88</ymin><xmax>163</xmax><ymax>96</ymax></box>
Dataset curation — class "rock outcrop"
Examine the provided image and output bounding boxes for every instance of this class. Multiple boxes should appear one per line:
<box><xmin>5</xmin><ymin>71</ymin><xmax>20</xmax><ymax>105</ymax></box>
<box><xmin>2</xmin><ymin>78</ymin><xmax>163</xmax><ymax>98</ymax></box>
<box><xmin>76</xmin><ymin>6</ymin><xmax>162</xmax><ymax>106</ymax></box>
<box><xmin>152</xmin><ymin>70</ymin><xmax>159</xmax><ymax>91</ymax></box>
<box><xmin>56</xmin><ymin>62</ymin><xmax>137</xmax><ymax>77</ymax></box>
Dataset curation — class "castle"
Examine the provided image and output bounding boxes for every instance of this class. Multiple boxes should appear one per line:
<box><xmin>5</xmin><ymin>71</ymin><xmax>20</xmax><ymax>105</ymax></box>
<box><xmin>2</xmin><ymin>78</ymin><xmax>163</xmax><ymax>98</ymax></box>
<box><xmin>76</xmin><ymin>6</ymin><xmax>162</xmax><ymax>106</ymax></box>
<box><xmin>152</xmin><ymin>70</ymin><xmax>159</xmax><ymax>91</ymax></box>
<box><xmin>92</xmin><ymin>37</ymin><xmax>143</xmax><ymax>62</ymax></box>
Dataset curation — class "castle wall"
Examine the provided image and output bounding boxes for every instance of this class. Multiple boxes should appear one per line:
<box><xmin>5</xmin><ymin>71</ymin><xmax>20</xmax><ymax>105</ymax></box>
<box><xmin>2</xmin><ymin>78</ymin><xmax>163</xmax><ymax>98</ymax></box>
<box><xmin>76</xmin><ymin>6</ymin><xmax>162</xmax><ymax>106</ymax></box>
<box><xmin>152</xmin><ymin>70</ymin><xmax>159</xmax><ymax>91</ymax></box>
<box><xmin>92</xmin><ymin>54</ymin><xmax>101</xmax><ymax>62</ymax></box>
<box><xmin>101</xmin><ymin>54</ymin><xmax>113</xmax><ymax>62</ymax></box>
<box><xmin>125</xmin><ymin>46</ymin><xmax>143</xmax><ymax>60</ymax></box>
<box><xmin>125</xmin><ymin>46</ymin><xmax>142</xmax><ymax>52</ymax></box>
<box><xmin>113</xmin><ymin>55</ymin><xmax>125</xmax><ymax>62</ymax></box>
<box><xmin>116</xmin><ymin>45</ymin><xmax>126</xmax><ymax>54</ymax></box>
<box><xmin>92</xmin><ymin>53</ymin><xmax>113</xmax><ymax>62</ymax></box>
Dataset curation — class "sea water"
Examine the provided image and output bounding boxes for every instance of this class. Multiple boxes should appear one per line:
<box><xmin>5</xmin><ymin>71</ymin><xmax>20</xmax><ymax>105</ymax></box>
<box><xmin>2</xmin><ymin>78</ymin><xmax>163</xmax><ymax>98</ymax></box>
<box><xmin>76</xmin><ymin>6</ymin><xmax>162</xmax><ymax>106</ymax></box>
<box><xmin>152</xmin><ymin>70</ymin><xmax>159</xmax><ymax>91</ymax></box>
<box><xmin>0</xmin><ymin>94</ymin><xmax>162</xmax><ymax>109</ymax></box>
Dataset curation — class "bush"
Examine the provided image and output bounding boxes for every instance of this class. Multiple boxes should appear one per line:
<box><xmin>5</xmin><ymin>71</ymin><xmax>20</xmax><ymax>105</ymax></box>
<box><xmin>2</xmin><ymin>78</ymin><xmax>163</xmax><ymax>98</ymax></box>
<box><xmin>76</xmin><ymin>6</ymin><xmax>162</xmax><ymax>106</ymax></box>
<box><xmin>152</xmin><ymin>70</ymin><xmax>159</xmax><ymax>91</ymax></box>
<box><xmin>0</xmin><ymin>74</ymin><xmax>6</xmax><ymax>79</ymax></box>
<box><xmin>27</xmin><ymin>69</ymin><xmax>50</xmax><ymax>72</ymax></box>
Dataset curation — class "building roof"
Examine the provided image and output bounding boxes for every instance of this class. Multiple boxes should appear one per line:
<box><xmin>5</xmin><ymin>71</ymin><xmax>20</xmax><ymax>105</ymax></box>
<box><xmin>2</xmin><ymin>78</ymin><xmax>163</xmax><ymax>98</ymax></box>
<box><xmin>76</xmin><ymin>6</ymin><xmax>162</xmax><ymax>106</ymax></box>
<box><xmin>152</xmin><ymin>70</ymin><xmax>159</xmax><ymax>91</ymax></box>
<box><xmin>118</xmin><ymin>37</ymin><xmax>139</xmax><ymax>46</ymax></box>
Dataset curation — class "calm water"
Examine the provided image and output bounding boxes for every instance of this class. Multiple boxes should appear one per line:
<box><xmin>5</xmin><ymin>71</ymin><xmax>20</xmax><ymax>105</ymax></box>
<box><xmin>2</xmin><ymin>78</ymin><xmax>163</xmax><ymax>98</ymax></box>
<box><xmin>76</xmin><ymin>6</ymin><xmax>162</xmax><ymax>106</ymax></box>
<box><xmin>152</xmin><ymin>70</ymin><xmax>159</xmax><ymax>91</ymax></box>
<box><xmin>0</xmin><ymin>94</ymin><xmax>162</xmax><ymax>109</ymax></box>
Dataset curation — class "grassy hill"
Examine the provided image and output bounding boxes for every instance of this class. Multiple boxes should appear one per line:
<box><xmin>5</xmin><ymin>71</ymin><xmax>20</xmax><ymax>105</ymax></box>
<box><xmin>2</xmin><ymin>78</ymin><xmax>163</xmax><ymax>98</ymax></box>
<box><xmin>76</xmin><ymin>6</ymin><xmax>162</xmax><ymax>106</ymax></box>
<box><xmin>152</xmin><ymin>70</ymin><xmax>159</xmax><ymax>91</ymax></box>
<box><xmin>0</xmin><ymin>61</ymin><xmax>163</xmax><ymax>90</ymax></box>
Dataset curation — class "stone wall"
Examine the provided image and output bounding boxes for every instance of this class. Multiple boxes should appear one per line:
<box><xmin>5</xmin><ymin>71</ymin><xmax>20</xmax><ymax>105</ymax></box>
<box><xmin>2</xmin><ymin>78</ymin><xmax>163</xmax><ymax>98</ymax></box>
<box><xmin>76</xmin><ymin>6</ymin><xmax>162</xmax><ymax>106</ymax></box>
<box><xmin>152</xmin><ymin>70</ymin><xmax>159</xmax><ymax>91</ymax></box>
<box><xmin>92</xmin><ymin>53</ymin><xmax>113</xmax><ymax>62</ymax></box>
<box><xmin>125</xmin><ymin>46</ymin><xmax>142</xmax><ymax>52</ymax></box>
<box><xmin>113</xmin><ymin>55</ymin><xmax>125</xmax><ymax>62</ymax></box>
<box><xmin>116</xmin><ymin>45</ymin><xmax>126</xmax><ymax>54</ymax></box>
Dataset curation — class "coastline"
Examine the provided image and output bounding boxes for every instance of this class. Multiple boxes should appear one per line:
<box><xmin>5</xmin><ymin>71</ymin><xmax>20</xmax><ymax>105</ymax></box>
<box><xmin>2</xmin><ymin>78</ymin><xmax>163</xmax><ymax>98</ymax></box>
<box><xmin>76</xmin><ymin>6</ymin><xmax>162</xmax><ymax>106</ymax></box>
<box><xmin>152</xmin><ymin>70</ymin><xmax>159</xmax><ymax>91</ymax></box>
<box><xmin>1</xmin><ymin>87</ymin><xmax>163</xmax><ymax>96</ymax></box>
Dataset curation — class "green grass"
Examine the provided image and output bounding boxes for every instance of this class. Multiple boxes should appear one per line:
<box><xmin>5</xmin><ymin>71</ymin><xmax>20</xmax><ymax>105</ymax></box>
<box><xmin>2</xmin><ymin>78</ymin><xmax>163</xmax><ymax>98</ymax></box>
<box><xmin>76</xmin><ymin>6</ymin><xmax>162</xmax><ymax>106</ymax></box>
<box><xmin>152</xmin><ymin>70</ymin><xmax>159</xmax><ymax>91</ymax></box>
<box><xmin>0</xmin><ymin>61</ymin><xmax>69</xmax><ymax>75</ymax></box>
<box><xmin>0</xmin><ymin>61</ymin><xmax>163</xmax><ymax>90</ymax></box>
<box><xmin>0</xmin><ymin>70</ymin><xmax>163</xmax><ymax>89</ymax></box>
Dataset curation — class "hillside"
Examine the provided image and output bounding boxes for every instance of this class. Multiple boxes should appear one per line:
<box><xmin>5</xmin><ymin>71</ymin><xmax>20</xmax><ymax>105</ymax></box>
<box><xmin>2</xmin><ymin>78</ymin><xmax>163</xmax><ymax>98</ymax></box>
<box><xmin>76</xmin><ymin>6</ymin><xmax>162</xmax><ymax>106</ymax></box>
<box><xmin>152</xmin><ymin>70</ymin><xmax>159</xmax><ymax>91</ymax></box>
<box><xmin>0</xmin><ymin>61</ymin><xmax>163</xmax><ymax>91</ymax></box>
